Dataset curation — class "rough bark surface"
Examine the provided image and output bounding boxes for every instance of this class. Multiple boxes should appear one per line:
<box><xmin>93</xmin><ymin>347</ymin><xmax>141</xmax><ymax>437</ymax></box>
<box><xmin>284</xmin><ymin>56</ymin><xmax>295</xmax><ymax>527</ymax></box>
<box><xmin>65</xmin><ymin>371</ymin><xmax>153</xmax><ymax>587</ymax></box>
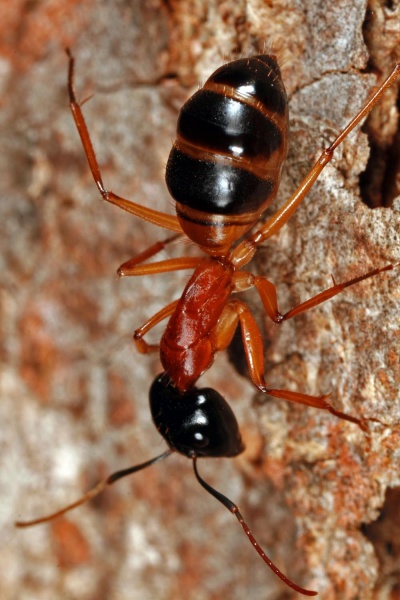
<box><xmin>1</xmin><ymin>1</ymin><xmax>399</xmax><ymax>600</ymax></box>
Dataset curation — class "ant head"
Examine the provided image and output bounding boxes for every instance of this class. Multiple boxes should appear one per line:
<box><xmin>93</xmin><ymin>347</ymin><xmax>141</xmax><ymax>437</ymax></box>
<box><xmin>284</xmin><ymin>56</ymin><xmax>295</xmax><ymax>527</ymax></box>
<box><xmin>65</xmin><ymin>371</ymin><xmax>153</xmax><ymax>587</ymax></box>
<box><xmin>149</xmin><ymin>373</ymin><xmax>244</xmax><ymax>458</ymax></box>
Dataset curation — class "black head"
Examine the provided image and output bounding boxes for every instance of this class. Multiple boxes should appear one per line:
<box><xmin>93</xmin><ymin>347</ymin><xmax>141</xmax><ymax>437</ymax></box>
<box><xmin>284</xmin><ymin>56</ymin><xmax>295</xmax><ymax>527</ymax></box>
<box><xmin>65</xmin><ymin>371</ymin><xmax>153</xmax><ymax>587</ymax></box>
<box><xmin>149</xmin><ymin>374</ymin><xmax>244</xmax><ymax>458</ymax></box>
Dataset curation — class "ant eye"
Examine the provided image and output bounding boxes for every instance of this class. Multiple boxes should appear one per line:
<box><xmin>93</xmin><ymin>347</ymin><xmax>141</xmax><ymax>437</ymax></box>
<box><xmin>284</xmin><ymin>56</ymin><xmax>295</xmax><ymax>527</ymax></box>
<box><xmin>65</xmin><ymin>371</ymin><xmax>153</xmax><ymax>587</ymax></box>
<box><xmin>193</xmin><ymin>432</ymin><xmax>209</xmax><ymax>447</ymax></box>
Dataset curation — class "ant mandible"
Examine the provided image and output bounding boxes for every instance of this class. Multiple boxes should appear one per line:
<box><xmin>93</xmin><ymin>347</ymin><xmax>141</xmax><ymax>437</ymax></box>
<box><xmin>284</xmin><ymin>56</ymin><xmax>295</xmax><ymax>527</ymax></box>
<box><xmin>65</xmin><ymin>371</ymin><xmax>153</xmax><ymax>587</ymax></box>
<box><xmin>16</xmin><ymin>51</ymin><xmax>400</xmax><ymax>597</ymax></box>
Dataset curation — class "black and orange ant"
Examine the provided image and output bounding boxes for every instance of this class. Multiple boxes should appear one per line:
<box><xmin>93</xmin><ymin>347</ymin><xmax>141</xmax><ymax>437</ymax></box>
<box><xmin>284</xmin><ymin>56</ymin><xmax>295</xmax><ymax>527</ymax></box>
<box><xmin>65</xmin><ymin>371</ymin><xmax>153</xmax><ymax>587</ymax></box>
<box><xmin>16</xmin><ymin>51</ymin><xmax>400</xmax><ymax>596</ymax></box>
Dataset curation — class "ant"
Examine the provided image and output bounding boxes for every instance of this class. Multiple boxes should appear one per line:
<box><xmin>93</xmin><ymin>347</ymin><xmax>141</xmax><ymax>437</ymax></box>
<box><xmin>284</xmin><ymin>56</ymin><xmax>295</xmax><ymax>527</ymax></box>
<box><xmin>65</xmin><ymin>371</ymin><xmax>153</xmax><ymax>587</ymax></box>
<box><xmin>16</xmin><ymin>51</ymin><xmax>400</xmax><ymax>596</ymax></box>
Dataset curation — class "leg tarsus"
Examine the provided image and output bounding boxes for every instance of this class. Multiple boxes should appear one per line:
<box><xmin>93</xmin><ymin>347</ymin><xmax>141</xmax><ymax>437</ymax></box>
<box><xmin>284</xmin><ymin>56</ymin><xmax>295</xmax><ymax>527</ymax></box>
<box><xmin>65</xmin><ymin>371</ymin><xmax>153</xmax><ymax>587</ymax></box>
<box><xmin>327</xmin><ymin>406</ymin><xmax>369</xmax><ymax>432</ymax></box>
<box><xmin>263</xmin><ymin>387</ymin><xmax>367</xmax><ymax>430</ymax></box>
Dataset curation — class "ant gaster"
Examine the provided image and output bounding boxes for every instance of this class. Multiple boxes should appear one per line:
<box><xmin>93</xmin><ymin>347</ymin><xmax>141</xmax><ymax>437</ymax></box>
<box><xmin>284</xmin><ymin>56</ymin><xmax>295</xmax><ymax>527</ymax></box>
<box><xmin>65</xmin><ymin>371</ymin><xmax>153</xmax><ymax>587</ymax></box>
<box><xmin>16</xmin><ymin>51</ymin><xmax>400</xmax><ymax>596</ymax></box>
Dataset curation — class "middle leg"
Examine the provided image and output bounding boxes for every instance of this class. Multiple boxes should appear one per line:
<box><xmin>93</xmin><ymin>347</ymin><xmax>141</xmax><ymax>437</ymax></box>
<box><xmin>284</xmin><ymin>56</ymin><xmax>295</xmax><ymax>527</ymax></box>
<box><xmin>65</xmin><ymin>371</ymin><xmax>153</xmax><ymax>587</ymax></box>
<box><xmin>211</xmin><ymin>300</ymin><xmax>365</xmax><ymax>427</ymax></box>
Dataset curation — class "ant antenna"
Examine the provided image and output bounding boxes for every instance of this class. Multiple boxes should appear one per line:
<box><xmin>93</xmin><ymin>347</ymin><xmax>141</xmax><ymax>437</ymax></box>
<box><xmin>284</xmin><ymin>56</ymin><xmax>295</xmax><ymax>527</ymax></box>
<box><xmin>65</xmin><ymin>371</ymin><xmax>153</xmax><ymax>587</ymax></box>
<box><xmin>192</xmin><ymin>457</ymin><xmax>317</xmax><ymax>597</ymax></box>
<box><xmin>15</xmin><ymin>446</ymin><xmax>316</xmax><ymax>596</ymax></box>
<box><xmin>15</xmin><ymin>449</ymin><xmax>173</xmax><ymax>527</ymax></box>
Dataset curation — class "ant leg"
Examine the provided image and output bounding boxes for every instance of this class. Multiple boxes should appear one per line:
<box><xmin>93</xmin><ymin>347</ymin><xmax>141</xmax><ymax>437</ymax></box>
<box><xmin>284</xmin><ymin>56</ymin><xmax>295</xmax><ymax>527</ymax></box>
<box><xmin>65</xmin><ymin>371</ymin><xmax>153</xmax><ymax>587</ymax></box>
<box><xmin>66</xmin><ymin>50</ymin><xmax>182</xmax><ymax>233</ymax></box>
<box><xmin>118</xmin><ymin>233</ymin><xmax>183</xmax><ymax>276</ymax></box>
<box><xmin>253</xmin><ymin>263</ymin><xmax>398</xmax><ymax>323</ymax></box>
<box><xmin>214</xmin><ymin>300</ymin><xmax>364</xmax><ymax>427</ymax></box>
<box><xmin>231</xmin><ymin>64</ymin><xmax>400</xmax><ymax>268</ymax></box>
<box><xmin>282</xmin><ymin>263</ymin><xmax>399</xmax><ymax>321</ymax></box>
<box><xmin>119</xmin><ymin>255</ymin><xmax>203</xmax><ymax>277</ymax></box>
<box><xmin>252</xmin><ymin>276</ymin><xmax>280</xmax><ymax>322</ymax></box>
<box><xmin>209</xmin><ymin>304</ymin><xmax>240</xmax><ymax>351</ymax></box>
<box><xmin>118</xmin><ymin>232</ymin><xmax>202</xmax><ymax>277</ymax></box>
<box><xmin>133</xmin><ymin>300</ymin><xmax>179</xmax><ymax>353</ymax></box>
